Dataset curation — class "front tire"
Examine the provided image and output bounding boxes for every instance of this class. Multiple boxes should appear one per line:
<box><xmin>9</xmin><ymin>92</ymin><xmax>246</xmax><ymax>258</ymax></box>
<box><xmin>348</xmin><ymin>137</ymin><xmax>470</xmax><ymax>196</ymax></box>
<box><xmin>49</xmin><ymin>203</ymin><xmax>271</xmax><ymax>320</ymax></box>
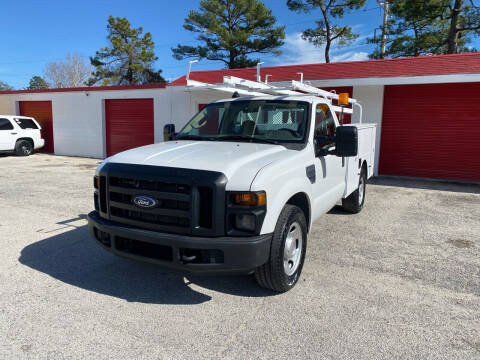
<box><xmin>255</xmin><ymin>204</ymin><xmax>307</xmax><ymax>293</ymax></box>
<box><xmin>15</xmin><ymin>140</ymin><xmax>33</xmax><ymax>156</ymax></box>
<box><xmin>342</xmin><ymin>166</ymin><xmax>367</xmax><ymax>213</ymax></box>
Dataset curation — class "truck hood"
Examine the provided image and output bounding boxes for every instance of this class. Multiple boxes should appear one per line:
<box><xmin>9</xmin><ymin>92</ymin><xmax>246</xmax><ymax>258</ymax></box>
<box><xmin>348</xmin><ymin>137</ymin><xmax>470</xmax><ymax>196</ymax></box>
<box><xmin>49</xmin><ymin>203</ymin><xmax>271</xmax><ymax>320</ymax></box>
<box><xmin>103</xmin><ymin>140</ymin><xmax>291</xmax><ymax>190</ymax></box>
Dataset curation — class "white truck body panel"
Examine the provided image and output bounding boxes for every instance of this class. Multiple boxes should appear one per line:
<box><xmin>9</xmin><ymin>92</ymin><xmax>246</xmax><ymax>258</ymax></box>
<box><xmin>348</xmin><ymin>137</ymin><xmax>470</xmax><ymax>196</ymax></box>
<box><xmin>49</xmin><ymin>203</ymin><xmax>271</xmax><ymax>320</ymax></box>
<box><xmin>344</xmin><ymin>123</ymin><xmax>376</xmax><ymax>197</ymax></box>
<box><xmin>106</xmin><ymin>140</ymin><xmax>291</xmax><ymax>191</ymax></box>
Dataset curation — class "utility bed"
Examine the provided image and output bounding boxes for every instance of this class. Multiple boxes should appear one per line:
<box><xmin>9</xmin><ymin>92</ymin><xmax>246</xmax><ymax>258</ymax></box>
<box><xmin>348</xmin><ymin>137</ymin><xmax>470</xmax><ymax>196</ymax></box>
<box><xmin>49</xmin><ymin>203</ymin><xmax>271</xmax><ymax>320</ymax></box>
<box><xmin>345</xmin><ymin>123</ymin><xmax>376</xmax><ymax>196</ymax></box>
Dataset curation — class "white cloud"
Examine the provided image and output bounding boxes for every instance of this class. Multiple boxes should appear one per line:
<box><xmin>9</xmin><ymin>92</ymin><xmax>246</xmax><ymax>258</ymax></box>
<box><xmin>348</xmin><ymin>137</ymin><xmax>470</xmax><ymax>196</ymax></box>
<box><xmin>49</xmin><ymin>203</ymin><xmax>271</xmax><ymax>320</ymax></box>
<box><xmin>331</xmin><ymin>51</ymin><xmax>369</xmax><ymax>62</ymax></box>
<box><xmin>270</xmin><ymin>32</ymin><xmax>369</xmax><ymax>65</ymax></box>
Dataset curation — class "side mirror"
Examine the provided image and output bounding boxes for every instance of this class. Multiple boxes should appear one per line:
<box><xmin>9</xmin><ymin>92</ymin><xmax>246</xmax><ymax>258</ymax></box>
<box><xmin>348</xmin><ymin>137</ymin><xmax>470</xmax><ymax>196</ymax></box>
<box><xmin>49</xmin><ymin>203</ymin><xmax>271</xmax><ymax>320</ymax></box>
<box><xmin>163</xmin><ymin>124</ymin><xmax>176</xmax><ymax>141</ymax></box>
<box><xmin>335</xmin><ymin>126</ymin><xmax>358</xmax><ymax>157</ymax></box>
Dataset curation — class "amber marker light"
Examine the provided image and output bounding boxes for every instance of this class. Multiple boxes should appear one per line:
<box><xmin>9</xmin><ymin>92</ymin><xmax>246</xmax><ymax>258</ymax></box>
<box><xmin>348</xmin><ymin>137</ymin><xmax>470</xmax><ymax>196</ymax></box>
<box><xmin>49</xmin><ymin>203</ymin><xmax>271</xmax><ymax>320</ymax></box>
<box><xmin>232</xmin><ymin>191</ymin><xmax>266</xmax><ymax>206</ymax></box>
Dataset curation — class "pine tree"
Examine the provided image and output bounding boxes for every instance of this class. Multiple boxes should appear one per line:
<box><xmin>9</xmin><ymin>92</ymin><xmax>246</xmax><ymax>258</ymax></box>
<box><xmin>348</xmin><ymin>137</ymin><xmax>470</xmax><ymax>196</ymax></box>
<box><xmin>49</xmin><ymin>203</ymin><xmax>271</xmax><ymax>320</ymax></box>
<box><xmin>368</xmin><ymin>0</ymin><xmax>480</xmax><ymax>58</ymax></box>
<box><xmin>89</xmin><ymin>16</ymin><xmax>165</xmax><ymax>85</ymax></box>
<box><xmin>27</xmin><ymin>76</ymin><xmax>50</xmax><ymax>90</ymax></box>
<box><xmin>172</xmin><ymin>0</ymin><xmax>285</xmax><ymax>68</ymax></box>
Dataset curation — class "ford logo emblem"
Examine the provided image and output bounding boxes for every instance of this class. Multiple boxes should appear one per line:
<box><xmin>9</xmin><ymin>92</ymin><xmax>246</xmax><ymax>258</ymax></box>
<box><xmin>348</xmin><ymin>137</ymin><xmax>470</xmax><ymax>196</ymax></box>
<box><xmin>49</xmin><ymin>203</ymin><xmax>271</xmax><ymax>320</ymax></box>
<box><xmin>132</xmin><ymin>196</ymin><xmax>158</xmax><ymax>209</ymax></box>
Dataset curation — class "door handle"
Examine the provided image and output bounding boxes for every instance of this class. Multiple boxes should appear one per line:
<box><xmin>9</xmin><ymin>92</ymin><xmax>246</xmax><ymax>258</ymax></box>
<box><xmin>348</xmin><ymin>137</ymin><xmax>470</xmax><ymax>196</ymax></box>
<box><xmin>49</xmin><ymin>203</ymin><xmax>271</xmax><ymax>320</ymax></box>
<box><xmin>11</xmin><ymin>132</ymin><xmax>17</xmax><ymax>135</ymax></box>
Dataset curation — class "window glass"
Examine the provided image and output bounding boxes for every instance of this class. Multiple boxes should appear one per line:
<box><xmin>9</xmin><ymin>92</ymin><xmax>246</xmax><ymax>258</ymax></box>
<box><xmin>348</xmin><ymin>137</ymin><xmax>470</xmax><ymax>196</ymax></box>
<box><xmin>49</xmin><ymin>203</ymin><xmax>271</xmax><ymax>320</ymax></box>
<box><xmin>178</xmin><ymin>100</ymin><xmax>309</xmax><ymax>145</ymax></box>
<box><xmin>0</xmin><ymin>118</ymin><xmax>14</xmax><ymax>130</ymax></box>
<box><xmin>14</xmin><ymin>118</ymin><xmax>38</xmax><ymax>129</ymax></box>
<box><xmin>314</xmin><ymin>104</ymin><xmax>336</xmax><ymax>150</ymax></box>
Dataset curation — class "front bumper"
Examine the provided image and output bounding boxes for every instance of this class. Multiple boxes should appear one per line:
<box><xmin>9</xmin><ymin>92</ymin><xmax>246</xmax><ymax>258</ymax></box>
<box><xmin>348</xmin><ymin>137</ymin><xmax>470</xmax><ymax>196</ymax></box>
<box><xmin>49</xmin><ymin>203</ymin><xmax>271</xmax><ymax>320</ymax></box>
<box><xmin>87</xmin><ymin>211</ymin><xmax>272</xmax><ymax>274</ymax></box>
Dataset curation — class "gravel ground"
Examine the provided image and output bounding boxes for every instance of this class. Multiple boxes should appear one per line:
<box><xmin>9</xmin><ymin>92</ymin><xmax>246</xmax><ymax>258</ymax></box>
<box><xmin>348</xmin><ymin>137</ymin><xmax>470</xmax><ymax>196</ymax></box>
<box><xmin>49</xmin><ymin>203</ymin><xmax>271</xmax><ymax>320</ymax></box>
<box><xmin>0</xmin><ymin>153</ymin><xmax>479</xmax><ymax>359</ymax></box>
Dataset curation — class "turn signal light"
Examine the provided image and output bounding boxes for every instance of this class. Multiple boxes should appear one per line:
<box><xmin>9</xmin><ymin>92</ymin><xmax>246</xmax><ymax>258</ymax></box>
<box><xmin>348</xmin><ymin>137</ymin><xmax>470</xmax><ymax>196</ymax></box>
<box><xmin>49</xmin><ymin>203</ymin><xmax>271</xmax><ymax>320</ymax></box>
<box><xmin>338</xmin><ymin>93</ymin><xmax>349</xmax><ymax>106</ymax></box>
<box><xmin>231</xmin><ymin>191</ymin><xmax>266</xmax><ymax>206</ymax></box>
<box><xmin>94</xmin><ymin>176</ymin><xmax>99</xmax><ymax>189</ymax></box>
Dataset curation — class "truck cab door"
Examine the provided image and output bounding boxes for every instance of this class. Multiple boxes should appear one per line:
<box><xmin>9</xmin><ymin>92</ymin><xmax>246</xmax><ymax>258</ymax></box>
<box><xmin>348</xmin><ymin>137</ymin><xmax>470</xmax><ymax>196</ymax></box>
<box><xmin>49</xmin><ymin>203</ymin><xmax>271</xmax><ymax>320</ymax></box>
<box><xmin>0</xmin><ymin>118</ymin><xmax>16</xmax><ymax>151</ymax></box>
<box><xmin>311</xmin><ymin>104</ymin><xmax>346</xmax><ymax>217</ymax></box>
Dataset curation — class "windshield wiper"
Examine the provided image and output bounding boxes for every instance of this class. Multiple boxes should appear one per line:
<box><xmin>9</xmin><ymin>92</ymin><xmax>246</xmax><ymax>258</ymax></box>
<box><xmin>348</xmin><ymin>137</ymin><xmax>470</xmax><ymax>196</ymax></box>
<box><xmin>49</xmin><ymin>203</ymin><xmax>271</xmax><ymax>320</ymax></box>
<box><xmin>175</xmin><ymin>135</ymin><xmax>217</xmax><ymax>141</ymax></box>
<box><xmin>216</xmin><ymin>135</ymin><xmax>280</xmax><ymax>145</ymax></box>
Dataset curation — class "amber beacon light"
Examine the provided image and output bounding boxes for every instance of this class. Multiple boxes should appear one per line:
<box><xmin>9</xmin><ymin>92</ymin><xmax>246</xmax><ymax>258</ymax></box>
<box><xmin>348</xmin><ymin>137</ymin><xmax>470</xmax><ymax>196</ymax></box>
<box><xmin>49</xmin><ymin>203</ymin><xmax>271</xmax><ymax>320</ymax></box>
<box><xmin>338</xmin><ymin>93</ymin><xmax>349</xmax><ymax>106</ymax></box>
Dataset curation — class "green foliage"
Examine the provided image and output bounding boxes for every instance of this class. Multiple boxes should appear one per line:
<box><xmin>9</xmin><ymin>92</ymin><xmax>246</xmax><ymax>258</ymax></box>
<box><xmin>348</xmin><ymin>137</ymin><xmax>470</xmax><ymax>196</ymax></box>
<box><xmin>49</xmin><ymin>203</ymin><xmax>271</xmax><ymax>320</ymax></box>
<box><xmin>27</xmin><ymin>76</ymin><xmax>50</xmax><ymax>90</ymax></box>
<box><xmin>287</xmin><ymin>0</ymin><xmax>366</xmax><ymax>63</ymax></box>
<box><xmin>172</xmin><ymin>0</ymin><xmax>285</xmax><ymax>68</ymax></box>
<box><xmin>0</xmin><ymin>80</ymin><xmax>13</xmax><ymax>91</ymax></box>
<box><xmin>369</xmin><ymin>0</ymin><xmax>480</xmax><ymax>58</ymax></box>
<box><xmin>88</xmin><ymin>16</ymin><xmax>165</xmax><ymax>85</ymax></box>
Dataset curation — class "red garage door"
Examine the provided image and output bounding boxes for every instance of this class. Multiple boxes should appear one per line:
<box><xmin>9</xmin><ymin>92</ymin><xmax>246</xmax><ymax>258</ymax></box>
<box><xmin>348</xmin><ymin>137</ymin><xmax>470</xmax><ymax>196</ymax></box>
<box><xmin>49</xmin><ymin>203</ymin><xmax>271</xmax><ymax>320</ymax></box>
<box><xmin>19</xmin><ymin>101</ymin><xmax>54</xmax><ymax>153</ymax></box>
<box><xmin>105</xmin><ymin>99</ymin><xmax>154</xmax><ymax>157</ymax></box>
<box><xmin>379</xmin><ymin>83</ymin><xmax>480</xmax><ymax>182</ymax></box>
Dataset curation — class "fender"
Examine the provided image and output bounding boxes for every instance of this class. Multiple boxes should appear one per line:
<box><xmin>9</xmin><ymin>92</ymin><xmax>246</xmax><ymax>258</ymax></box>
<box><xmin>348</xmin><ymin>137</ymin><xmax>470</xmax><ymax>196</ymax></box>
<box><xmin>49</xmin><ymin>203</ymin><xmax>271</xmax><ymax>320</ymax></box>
<box><xmin>250</xmin><ymin>149</ymin><xmax>314</xmax><ymax>234</ymax></box>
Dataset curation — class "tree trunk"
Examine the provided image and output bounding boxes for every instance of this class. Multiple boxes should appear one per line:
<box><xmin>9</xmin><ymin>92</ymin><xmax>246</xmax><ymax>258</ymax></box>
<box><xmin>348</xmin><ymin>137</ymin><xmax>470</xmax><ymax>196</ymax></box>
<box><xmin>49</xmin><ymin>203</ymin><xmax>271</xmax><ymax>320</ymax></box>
<box><xmin>321</xmin><ymin>7</ymin><xmax>331</xmax><ymax>63</ymax></box>
<box><xmin>229</xmin><ymin>52</ymin><xmax>236</xmax><ymax>69</ymax></box>
<box><xmin>325</xmin><ymin>40</ymin><xmax>331</xmax><ymax>63</ymax></box>
<box><xmin>447</xmin><ymin>0</ymin><xmax>464</xmax><ymax>54</ymax></box>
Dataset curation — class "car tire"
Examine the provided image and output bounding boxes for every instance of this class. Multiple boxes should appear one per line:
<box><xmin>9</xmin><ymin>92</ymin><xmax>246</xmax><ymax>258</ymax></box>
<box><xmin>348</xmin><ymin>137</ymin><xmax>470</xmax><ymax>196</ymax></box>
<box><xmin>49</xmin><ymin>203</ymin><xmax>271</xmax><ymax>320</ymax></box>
<box><xmin>342</xmin><ymin>165</ymin><xmax>367</xmax><ymax>214</ymax></box>
<box><xmin>15</xmin><ymin>140</ymin><xmax>33</xmax><ymax>156</ymax></box>
<box><xmin>255</xmin><ymin>204</ymin><xmax>307</xmax><ymax>293</ymax></box>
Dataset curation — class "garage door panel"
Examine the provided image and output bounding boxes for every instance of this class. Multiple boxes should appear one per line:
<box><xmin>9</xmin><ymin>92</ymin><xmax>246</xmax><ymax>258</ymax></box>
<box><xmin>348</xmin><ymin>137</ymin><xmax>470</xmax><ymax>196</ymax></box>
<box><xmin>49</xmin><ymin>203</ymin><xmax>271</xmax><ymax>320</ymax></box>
<box><xmin>105</xmin><ymin>99</ymin><xmax>154</xmax><ymax>157</ymax></box>
<box><xmin>19</xmin><ymin>101</ymin><xmax>54</xmax><ymax>153</ymax></box>
<box><xmin>380</xmin><ymin>83</ymin><xmax>480</xmax><ymax>182</ymax></box>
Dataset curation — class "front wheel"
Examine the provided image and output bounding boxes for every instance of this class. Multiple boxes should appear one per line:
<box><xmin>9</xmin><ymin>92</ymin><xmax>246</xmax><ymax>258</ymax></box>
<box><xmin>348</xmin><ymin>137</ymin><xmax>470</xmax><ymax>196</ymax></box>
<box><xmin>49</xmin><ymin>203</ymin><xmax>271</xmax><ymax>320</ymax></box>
<box><xmin>342</xmin><ymin>166</ymin><xmax>367</xmax><ymax>213</ymax></box>
<box><xmin>255</xmin><ymin>204</ymin><xmax>307</xmax><ymax>293</ymax></box>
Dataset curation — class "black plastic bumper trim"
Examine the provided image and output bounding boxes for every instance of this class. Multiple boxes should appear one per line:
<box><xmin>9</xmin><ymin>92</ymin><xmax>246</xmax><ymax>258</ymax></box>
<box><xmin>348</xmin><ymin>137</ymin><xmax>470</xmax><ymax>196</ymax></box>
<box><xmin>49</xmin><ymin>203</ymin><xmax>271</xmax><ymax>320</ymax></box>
<box><xmin>87</xmin><ymin>211</ymin><xmax>272</xmax><ymax>274</ymax></box>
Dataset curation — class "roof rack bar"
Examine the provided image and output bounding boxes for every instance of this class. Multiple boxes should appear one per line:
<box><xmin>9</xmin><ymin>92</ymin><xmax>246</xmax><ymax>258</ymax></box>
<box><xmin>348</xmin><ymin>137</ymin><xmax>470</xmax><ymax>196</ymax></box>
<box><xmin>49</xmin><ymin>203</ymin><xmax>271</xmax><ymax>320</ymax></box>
<box><xmin>256</xmin><ymin>62</ymin><xmax>264</xmax><ymax>82</ymax></box>
<box><xmin>185</xmin><ymin>62</ymin><xmax>360</xmax><ymax>116</ymax></box>
<box><xmin>186</xmin><ymin>79</ymin><xmax>265</xmax><ymax>96</ymax></box>
<box><xmin>291</xmin><ymin>80</ymin><xmax>357</xmax><ymax>104</ymax></box>
<box><xmin>223</xmin><ymin>76</ymin><xmax>298</xmax><ymax>96</ymax></box>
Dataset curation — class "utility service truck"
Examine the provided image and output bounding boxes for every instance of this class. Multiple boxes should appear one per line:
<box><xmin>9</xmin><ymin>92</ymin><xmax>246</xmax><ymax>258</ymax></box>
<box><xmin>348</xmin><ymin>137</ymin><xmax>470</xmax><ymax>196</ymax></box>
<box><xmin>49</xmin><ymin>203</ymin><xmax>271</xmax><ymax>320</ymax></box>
<box><xmin>87</xmin><ymin>73</ymin><xmax>376</xmax><ymax>292</ymax></box>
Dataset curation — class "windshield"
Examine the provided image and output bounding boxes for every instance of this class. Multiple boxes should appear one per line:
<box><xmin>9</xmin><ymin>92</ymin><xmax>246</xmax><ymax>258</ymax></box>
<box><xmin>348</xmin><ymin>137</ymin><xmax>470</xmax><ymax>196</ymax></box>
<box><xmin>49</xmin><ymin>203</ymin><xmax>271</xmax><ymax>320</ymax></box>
<box><xmin>177</xmin><ymin>100</ymin><xmax>309</xmax><ymax>146</ymax></box>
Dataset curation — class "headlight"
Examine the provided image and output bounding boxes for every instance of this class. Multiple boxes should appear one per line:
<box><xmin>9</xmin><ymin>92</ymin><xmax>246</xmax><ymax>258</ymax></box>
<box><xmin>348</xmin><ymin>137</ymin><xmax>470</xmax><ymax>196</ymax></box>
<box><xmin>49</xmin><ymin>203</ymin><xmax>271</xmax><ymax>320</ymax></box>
<box><xmin>227</xmin><ymin>191</ymin><xmax>267</xmax><ymax>235</ymax></box>
<box><xmin>235</xmin><ymin>214</ymin><xmax>256</xmax><ymax>232</ymax></box>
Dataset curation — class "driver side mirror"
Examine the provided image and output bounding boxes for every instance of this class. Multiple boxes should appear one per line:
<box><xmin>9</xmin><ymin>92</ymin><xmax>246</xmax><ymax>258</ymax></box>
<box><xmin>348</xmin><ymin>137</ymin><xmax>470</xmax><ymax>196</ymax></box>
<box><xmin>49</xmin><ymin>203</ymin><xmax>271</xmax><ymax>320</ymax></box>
<box><xmin>163</xmin><ymin>124</ymin><xmax>176</xmax><ymax>141</ymax></box>
<box><xmin>334</xmin><ymin>126</ymin><xmax>358</xmax><ymax>157</ymax></box>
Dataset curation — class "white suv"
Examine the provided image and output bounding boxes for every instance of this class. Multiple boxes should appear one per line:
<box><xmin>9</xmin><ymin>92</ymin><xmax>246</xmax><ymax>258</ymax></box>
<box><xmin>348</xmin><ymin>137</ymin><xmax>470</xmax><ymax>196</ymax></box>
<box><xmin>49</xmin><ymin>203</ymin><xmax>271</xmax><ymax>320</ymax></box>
<box><xmin>0</xmin><ymin>116</ymin><xmax>45</xmax><ymax>156</ymax></box>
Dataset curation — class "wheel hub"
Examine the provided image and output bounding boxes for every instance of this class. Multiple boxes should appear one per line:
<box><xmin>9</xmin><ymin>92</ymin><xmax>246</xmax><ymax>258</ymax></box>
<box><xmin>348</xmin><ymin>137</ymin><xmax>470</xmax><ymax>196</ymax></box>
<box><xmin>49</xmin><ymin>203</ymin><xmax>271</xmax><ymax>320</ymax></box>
<box><xmin>283</xmin><ymin>222</ymin><xmax>303</xmax><ymax>276</ymax></box>
<box><xmin>359</xmin><ymin>176</ymin><xmax>365</xmax><ymax>205</ymax></box>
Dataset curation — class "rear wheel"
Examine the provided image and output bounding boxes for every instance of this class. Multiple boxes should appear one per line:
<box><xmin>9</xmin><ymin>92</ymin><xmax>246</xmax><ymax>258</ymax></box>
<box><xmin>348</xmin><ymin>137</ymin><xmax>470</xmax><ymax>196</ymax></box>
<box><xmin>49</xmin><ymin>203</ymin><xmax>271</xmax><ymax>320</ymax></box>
<box><xmin>15</xmin><ymin>140</ymin><xmax>33</xmax><ymax>156</ymax></box>
<box><xmin>255</xmin><ymin>204</ymin><xmax>307</xmax><ymax>293</ymax></box>
<box><xmin>342</xmin><ymin>166</ymin><xmax>367</xmax><ymax>213</ymax></box>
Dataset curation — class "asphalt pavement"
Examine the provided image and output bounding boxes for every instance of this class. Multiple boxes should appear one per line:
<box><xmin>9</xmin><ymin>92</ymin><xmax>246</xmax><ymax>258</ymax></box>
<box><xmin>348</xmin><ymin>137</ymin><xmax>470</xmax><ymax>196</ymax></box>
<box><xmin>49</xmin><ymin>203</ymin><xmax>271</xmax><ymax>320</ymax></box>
<box><xmin>1</xmin><ymin>154</ymin><xmax>479</xmax><ymax>359</ymax></box>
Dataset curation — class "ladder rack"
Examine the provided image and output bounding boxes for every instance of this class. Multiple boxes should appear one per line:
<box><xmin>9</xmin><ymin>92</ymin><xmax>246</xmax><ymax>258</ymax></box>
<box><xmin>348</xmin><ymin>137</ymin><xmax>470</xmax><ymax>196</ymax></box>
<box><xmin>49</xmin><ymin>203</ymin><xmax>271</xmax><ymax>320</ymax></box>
<box><xmin>184</xmin><ymin>63</ymin><xmax>362</xmax><ymax>121</ymax></box>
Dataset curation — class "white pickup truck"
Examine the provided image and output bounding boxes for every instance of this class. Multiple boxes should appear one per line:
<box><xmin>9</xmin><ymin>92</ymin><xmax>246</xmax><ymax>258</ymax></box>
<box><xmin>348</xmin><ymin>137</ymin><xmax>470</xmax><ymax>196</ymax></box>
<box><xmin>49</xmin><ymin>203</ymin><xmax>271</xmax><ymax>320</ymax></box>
<box><xmin>88</xmin><ymin>92</ymin><xmax>376</xmax><ymax>292</ymax></box>
<box><xmin>0</xmin><ymin>115</ymin><xmax>45</xmax><ymax>156</ymax></box>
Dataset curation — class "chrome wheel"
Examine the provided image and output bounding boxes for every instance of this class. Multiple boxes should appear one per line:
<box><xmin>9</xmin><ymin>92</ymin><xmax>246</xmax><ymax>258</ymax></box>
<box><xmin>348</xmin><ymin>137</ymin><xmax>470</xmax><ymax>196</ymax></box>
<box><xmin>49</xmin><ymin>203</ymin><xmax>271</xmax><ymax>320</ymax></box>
<box><xmin>358</xmin><ymin>175</ymin><xmax>365</xmax><ymax>205</ymax></box>
<box><xmin>283</xmin><ymin>222</ymin><xmax>303</xmax><ymax>276</ymax></box>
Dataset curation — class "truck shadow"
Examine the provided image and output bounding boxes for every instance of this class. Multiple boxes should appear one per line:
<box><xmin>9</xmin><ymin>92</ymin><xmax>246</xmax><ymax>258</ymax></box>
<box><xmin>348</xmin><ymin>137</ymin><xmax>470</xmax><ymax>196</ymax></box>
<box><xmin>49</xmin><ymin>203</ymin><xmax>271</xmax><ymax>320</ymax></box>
<box><xmin>19</xmin><ymin>224</ymin><xmax>275</xmax><ymax>305</ymax></box>
<box><xmin>371</xmin><ymin>176</ymin><xmax>480</xmax><ymax>194</ymax></box>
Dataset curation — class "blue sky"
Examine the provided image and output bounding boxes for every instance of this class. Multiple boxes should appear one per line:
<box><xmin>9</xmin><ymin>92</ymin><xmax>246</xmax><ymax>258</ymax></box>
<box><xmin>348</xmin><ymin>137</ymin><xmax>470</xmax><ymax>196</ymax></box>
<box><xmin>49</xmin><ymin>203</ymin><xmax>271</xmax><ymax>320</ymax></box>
<box><xmin>0</xmin><ymin>0</ymin><xmax>411</xmax><ymax>88</ymax></box>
